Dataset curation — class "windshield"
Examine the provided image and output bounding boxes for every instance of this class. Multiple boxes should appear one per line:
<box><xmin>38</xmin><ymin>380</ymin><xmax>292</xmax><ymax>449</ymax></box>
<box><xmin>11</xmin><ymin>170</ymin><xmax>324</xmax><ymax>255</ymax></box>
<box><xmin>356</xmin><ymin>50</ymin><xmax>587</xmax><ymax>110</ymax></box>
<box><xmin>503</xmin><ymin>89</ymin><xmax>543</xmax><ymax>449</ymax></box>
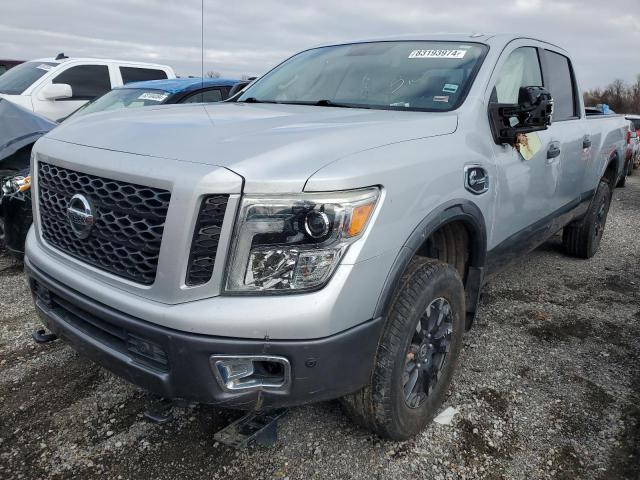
<box><xmin>238</xmin><ymin>41</ymin><xmax>487</xmax><ymax>111</ymax></box>
<box><xmin>67</xmin><ymin>88</ymin><xmax>171</xmax><ymax>120</ymax></box>
<box><xmin>0</xmin><ymin>61</ymin><xmax>57</xmax><ymax>95</ymax></box>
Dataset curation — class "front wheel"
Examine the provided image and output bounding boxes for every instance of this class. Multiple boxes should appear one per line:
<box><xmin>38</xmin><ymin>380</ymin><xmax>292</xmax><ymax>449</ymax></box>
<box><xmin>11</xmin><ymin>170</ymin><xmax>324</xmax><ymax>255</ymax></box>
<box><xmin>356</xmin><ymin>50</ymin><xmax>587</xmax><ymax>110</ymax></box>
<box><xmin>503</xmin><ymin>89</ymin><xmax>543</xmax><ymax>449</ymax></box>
<box><xmin>563</xmin><ymin>180</ymin><xmax>611</xmax><ymax>258</ymax></box>
<box><xmin>341</xmin><ymin>258</ymin><xmax>465</xmax><ymax>440</ymax></box>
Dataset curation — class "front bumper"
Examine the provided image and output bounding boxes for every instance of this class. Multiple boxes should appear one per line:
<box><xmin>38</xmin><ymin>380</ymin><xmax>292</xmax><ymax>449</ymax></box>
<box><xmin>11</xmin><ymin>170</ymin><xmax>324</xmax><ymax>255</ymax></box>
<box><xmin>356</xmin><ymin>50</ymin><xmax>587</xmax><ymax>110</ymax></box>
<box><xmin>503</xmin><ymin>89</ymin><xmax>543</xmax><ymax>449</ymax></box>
<box><xmin>26</xmin><ymin>261</ymin><xmax>383</xmax><ymax>409</ymax></box>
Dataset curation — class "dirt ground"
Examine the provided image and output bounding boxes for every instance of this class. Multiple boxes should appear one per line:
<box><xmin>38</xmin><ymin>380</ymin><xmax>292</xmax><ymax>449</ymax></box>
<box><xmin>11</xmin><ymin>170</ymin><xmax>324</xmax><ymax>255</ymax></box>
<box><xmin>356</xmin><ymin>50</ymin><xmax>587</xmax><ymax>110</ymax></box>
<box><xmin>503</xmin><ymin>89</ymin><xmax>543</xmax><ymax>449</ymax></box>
<box><xmin>1</xmin><ymin>176</ymin><xmax>639</xmax><ymax>480</ymax></box>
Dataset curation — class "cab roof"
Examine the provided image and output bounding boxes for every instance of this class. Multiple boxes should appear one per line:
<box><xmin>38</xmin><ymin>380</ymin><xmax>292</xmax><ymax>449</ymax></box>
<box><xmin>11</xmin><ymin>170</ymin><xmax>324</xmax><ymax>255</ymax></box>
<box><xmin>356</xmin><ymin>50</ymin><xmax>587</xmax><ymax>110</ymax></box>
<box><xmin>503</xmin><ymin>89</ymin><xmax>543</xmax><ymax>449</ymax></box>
<box><xmin>29</xmin><ymin>57</ymin><xmax>172</xmax><ymax>69</ymax></box>
<box><xmin>314</xmin><ymin>33</ymin><xmax>566</xmax><ymax>52</ymax></box>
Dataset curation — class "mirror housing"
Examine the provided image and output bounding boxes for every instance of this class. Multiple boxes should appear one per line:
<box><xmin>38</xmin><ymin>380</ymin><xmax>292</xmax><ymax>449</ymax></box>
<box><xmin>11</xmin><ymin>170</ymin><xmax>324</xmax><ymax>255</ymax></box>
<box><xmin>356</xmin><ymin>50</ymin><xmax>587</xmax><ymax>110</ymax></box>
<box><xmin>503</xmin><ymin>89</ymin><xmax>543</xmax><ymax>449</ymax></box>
<box><xmin>489</xmin><ymin>86</ymin><xmax>553</xmax><ymax>145</ymax></box>
<box><xmin>39</xmin><ymin>83</ymin><xmax>72</xmax><ymax>101</ymax></box>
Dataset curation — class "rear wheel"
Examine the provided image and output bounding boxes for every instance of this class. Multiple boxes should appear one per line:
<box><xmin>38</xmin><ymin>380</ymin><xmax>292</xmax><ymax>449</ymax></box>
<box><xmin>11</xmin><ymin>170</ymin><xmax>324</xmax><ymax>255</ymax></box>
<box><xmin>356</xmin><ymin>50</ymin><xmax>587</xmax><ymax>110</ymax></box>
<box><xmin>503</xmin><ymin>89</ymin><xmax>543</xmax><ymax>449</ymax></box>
<box><xmin>341</xmin><ymin>258</ymin><xmax>465</xmax><ymax>440</ymax></box>
<box><xmin>563</xmin><ymin>180</ymin><xmax>611</xmax><ymax>258</ymax></box>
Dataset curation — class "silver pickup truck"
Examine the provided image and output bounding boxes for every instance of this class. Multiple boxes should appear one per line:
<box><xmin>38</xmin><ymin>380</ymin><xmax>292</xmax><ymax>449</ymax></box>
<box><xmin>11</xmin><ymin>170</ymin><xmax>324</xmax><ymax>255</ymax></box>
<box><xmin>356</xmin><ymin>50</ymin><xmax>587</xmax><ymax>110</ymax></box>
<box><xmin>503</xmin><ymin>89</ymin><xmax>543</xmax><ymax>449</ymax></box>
<box><xmin>25</xmin><ymin>34</ymin><xmax>627</xmax><ymax>440</ymax></box>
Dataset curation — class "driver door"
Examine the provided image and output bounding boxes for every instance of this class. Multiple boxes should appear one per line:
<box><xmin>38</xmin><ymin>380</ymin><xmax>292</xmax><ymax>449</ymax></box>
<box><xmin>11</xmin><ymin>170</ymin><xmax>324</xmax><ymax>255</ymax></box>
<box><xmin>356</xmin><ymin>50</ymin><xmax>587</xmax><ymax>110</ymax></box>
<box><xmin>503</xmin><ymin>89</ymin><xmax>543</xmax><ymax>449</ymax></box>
<box><xmin>487</xmin><ymin>43</ymin><xmax>561</xmax><ymax>267</ymax></box>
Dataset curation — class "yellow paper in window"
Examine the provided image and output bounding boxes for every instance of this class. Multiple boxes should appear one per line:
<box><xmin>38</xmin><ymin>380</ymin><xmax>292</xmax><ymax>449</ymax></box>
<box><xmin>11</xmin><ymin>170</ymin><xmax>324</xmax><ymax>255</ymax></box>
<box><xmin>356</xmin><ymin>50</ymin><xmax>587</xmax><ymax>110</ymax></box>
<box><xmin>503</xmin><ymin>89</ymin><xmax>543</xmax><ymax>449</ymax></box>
<box><xmin>517</xmin><ymin>132</ymin><xmax>542</xmax><ymax>161</ymax></box>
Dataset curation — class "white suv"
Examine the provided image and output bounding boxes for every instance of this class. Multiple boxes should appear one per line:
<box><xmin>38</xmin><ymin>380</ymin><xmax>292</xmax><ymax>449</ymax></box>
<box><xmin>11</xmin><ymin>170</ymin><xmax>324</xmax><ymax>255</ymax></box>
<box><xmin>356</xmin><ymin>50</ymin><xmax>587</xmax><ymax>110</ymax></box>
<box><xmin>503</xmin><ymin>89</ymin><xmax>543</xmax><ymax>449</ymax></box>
<box><xmin>0</xmin><ymin>54</ymin><xmax>175</xmax><ymax>121</ymax></box>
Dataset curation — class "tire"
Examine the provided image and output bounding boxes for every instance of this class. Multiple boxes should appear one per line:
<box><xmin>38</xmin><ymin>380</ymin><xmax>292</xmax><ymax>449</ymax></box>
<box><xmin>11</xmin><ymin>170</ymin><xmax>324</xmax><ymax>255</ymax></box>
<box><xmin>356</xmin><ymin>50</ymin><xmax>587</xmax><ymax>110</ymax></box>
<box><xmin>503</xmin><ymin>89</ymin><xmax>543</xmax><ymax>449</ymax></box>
<box><xmin>341</xmin><ymin>257</ymin><xmax>465</xmax><ymax>440</ymax></box>
<box><xmin>562</xmin><ymin>180</ymin><xmax>611</xmax><ymax>259</ymax></box>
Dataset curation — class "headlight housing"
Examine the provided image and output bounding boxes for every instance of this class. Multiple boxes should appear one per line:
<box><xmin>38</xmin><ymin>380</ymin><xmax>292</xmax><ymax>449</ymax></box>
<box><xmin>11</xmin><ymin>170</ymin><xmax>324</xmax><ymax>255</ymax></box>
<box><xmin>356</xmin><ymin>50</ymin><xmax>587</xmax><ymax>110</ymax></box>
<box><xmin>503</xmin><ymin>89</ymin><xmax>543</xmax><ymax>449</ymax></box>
<box><xmin>225</xmin><ymin>188</ymin><xmax>379</xmax><ymax>293</ymax></box>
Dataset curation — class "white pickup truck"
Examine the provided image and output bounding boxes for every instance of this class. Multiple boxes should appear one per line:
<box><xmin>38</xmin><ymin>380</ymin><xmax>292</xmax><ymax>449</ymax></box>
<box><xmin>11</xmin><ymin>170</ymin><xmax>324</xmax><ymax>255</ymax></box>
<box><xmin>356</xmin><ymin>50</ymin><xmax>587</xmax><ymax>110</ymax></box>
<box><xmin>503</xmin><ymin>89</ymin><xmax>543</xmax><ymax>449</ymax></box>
<box><xmin>0</xmin><ymin>54</ymin><xmax>175</xmax><ymax>121</ymax></box>
<box><xmin>25</xmin><ymin>34</ymin><xmax>627</xmax><ymax>440</ymax></box>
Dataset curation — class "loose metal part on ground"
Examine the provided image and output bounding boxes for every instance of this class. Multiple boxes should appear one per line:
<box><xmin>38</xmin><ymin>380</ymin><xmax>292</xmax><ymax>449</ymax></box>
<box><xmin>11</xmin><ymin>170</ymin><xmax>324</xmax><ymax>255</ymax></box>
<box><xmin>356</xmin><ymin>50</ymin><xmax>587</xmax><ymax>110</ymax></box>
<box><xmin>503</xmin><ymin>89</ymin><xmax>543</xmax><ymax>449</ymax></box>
<box><xmin>213</xmin><ymin>409</ymin><xmax>288</xmax><ymax>448</ymax></box>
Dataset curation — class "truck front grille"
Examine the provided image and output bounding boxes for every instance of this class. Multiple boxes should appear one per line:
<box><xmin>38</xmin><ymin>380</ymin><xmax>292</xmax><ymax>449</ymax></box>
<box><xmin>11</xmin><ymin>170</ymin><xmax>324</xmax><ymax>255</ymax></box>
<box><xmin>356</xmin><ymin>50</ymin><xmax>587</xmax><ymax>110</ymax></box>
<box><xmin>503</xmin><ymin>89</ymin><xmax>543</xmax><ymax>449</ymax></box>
<box><xmin>186</xmin><ymin>195</ymin><xmax>229</xmax><ymax>286</ymax></box>
<box><xmin>37</xmin><ymin>162</ymin><xmax>171</xmax><ymax>285</ymax></box>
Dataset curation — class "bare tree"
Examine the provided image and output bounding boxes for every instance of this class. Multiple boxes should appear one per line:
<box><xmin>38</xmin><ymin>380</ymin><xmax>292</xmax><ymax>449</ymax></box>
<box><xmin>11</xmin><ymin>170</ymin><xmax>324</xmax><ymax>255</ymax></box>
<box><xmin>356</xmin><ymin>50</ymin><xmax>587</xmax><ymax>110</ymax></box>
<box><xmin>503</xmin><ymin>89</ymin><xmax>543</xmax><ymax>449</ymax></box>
<box><xmin>583</xmin><ymin>75</ymin><xmax>640</xmax><ymax>114</ymax></box>
<box><xmin>206</xmin><ymin>71</ymin><xmax>221</xmax><ymax>79</ymax></box>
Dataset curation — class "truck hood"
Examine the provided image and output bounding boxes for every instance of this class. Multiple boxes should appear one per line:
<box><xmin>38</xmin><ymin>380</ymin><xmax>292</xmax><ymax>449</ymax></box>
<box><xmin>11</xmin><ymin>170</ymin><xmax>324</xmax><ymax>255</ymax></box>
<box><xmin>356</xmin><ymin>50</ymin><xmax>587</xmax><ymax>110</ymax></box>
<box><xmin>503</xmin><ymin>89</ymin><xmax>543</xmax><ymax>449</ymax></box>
<box><xmin>47</xmin><ymin>103</ymin><xmax>457</xmax><ymax>192</ymax></box>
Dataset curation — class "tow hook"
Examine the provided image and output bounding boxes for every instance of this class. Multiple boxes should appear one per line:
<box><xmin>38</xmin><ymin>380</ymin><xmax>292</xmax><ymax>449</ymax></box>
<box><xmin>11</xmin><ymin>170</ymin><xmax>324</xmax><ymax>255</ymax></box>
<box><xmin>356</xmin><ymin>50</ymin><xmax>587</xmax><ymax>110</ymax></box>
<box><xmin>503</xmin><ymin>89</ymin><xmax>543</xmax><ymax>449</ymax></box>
<box><xmin>32</xmin><ymin>328</ymin><xmax>58</xmax><ymax>343</ymax></box>
<box><xmin>143</xmin><ymin>396</ymin><xmax>190</xmax><ymax>425</ymax></box>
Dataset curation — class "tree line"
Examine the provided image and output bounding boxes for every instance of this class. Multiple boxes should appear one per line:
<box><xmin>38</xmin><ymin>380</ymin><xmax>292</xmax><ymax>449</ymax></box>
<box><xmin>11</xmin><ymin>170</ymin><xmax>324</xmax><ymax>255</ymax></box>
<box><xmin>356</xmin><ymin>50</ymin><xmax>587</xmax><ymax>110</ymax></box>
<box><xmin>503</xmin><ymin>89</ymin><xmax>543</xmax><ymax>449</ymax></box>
<box><xmin>583</xmin><ymin>76</ymin><xmax>640</xmax><ymax>114</ymax></box>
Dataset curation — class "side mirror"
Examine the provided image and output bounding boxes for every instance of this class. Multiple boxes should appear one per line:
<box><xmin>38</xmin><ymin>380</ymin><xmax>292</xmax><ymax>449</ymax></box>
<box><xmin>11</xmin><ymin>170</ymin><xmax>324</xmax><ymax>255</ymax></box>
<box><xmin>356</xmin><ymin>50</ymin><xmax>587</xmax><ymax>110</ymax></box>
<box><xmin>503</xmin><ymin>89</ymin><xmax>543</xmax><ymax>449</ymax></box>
<box><xmin>39</xmin><ymin>83</ymin><xmax>72</xmax><ymax>101</ymax></box>
<box><xmin>489</xmin><ymin>86</ymin><xmax>553</xmax><ymax>145</ymax></box>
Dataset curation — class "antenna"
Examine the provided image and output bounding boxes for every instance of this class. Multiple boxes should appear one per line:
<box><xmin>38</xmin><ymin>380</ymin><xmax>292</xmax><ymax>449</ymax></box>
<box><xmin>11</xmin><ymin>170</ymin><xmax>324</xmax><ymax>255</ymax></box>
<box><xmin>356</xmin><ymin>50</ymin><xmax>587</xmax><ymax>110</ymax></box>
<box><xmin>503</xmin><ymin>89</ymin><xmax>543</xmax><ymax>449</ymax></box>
<box><xmin>201</xmin><ymin>0</ymin><xmax>204</xmax><ymax>92</ymax></box>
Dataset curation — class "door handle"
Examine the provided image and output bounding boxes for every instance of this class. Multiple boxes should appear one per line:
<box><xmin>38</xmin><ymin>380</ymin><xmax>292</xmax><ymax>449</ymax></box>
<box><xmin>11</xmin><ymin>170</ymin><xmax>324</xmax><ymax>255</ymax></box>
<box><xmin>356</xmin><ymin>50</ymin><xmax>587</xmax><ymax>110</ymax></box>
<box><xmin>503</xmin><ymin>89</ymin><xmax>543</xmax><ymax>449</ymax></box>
<box><xmin>583</xmin><ymin>136</ymin><xmax>592</xmax><ymax>148</ymax></box>
<box><xmin>547</xmin><ymin>142</ymin><xmax>561</xmax><ymax>160</ymax></box>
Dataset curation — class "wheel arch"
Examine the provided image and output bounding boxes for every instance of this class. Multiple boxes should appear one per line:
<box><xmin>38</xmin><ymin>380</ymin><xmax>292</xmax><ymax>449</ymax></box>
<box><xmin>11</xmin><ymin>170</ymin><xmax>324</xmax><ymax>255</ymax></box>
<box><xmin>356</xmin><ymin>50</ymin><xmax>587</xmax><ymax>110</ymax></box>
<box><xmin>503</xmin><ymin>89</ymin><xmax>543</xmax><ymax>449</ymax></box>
<box><xmin>374</xmin><ymin>199</ymin><xmax>487</xmax><ymax>330</ymax></box>
<box><xmin>602</xmin><ymin>150</ymin><xmax>620</xmax><ymax>186</ymax></box>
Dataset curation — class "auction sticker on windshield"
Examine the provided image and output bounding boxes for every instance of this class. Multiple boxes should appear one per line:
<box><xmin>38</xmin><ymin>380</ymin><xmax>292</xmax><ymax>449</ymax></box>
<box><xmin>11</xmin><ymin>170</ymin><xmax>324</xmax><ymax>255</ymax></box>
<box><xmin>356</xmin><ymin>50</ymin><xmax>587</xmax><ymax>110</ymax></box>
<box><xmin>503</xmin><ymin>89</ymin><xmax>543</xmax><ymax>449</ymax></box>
<box><xmin>138</xmin><ymin>92</ymin><xmax>169</xmax><ymax>102</ymax></box>
<box><xmin>408</xmin><ymin>49</ymin><xmax>466</xmax><ymax>59</ymax></box>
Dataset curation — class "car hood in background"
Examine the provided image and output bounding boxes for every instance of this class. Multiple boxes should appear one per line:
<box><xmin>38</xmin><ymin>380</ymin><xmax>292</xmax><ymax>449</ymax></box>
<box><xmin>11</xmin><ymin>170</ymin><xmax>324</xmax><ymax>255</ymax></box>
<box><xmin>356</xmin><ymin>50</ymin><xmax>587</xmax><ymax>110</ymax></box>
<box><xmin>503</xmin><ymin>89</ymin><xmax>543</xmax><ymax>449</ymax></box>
<box><xmin>46</xmin><ymin>103</ymin><xmax>457</xmax><ymax>192</ymax></box>
<box><xmin>0</xmin><ymin>98</ymin><xmax>57</xmax><ymax>162</ymax></box>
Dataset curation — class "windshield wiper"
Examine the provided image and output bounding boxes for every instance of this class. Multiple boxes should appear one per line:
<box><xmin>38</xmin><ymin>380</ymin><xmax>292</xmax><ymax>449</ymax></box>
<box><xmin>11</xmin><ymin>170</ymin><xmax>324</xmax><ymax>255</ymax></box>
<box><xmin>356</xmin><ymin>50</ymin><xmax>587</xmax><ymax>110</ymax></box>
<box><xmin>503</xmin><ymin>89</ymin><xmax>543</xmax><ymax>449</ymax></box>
<box><xmin>242</xmin><ymin>98</ymin><xmax>373</xmax><ymax>109</ymax></box>
<box><xmin>277</xmin><ymin>99</ymin><xmax>372</xmax><ymax>109</ymax></box>
<box><xmin>241</xmin><ymin>97</ymin><xmax>279</xmax><ymax>104</ymax></box>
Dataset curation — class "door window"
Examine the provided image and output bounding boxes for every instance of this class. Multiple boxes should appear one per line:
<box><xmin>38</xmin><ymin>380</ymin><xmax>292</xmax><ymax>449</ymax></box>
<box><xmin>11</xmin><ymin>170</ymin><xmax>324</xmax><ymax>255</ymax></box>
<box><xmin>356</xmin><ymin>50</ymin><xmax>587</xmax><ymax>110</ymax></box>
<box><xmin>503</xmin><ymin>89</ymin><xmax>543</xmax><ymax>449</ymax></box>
<box><xmin>120</xmin><ymin>67</ymin><xmax>168</xmax><ymax>84</ymax></box>
<box><xmin>543</xmin><ymin>51</ymin><xmax>578</xmax><ymax>121</ymax></box>
<box><xmin>180</xmin><ymin>88</ymin><xmax>224</xmax><ymax>103</ymax></box>
<box><xmin>52</xmin><ymin>65</ymin><xmax>111</xmax><ymax>100</ymax></box>
<box><xmin>491</xmin><ymin>47</ymin><xmax>542</xmax><ymax>104</ymax></box>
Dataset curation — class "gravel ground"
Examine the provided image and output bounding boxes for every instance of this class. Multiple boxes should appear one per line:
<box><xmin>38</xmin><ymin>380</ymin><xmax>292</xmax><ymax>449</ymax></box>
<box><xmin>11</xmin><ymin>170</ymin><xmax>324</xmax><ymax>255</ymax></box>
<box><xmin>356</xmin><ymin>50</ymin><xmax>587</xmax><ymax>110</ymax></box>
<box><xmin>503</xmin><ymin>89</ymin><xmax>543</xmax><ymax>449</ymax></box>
<box><xmin>1</xmin><ymin>176</ymin><xmax>639</xmax><ymax>480</ymax></box>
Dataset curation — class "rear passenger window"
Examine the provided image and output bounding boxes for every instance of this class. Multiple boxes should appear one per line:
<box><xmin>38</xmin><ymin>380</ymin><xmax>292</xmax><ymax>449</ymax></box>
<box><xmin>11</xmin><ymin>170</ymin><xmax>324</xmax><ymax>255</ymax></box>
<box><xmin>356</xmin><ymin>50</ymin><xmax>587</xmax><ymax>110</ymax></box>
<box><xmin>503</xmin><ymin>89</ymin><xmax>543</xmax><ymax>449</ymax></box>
<box><xmin>120</xmin><ymin>67</ymin><xmax>168</xmax><ymax>84</ymax></box>
<box><xmin>180</xmin><ymin>89</ymin><xmax>224</xmax><ymax>104</ymax></box>
<box><xmin>53</xmin><ymin>65</ymin><xmax>111</xmax><ymax>100</ymax></box>
<box><xmin>543</xmin><ymin>51</ymin><xmax>578</xmax><ymax>121</ymax></box>
<box><xmin>491</xmin><ymin>47</ymin><xmax>542</xmax><ymax>104</ymax></box>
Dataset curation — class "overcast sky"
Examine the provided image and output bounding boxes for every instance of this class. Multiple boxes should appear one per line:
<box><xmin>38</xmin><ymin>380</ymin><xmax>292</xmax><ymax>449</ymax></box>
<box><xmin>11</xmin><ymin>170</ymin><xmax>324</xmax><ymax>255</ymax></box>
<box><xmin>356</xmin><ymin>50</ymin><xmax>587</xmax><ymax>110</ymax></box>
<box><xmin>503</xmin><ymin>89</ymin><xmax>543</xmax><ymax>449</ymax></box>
<box><xmin>1</xmin><ymin>0</ymin><xmax>638</xmax><ymax>90</ymax></box>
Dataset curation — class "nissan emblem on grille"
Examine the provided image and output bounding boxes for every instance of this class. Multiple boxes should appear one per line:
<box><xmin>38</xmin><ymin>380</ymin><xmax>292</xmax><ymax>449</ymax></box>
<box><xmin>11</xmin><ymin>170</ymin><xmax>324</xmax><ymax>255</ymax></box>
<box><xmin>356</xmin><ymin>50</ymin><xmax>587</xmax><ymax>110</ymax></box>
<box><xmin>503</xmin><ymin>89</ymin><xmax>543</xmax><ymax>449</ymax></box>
<box><xmin>67</xmin><ymin>194</ymin><xmax>95</xmax><ymax>239</ymax></box>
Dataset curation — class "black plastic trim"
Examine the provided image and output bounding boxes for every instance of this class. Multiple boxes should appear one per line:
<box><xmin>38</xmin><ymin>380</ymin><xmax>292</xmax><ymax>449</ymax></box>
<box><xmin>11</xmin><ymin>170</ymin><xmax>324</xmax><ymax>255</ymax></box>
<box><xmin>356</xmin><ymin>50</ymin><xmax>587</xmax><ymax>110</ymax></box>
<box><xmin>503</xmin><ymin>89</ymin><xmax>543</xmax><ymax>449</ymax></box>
<box><xmin>374</xmin><ymin>199</ymin><xmax>487</xmax><ymax>324</ymax></box>
<box><xmin>485</xmin><ymin>189</ymin><xmax>595</xmax><ymax>276</ymax></box>
<box><xmin>185</xmin><ymin>194</ymin><xmax>229</xmax><ymax>286</ymax></box>
<box><xmin>25</xmin><ymin>259</ymin><xmax>383</xmax><ymax>410</ymax></box>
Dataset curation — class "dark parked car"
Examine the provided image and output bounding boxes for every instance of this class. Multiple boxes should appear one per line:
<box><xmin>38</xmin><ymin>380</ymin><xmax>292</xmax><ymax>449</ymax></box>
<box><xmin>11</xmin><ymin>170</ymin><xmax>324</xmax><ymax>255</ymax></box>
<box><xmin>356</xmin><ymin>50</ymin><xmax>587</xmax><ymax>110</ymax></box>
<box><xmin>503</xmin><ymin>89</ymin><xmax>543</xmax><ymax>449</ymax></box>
<box><xmin>0</xmin><ymin>77</ymin><xmax>248</xmax><ymax>258</ymax></box>
<box><xmin>63</xmin><ymin>76</ymin><xmax>248</xmax><ymax>121</ymax></box>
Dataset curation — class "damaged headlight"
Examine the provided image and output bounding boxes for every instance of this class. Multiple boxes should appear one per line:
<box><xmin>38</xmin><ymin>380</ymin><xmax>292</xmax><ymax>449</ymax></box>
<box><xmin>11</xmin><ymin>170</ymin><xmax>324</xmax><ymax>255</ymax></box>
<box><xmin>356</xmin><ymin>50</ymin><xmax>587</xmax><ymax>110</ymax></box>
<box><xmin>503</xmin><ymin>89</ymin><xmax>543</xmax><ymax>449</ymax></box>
<box><xmin>2</xmin><ymin>175</ymin><xmax>31</xmax><ymax>195</ymax></box>
<box><xmin>225</xmin><ymin>188</ymin><xmax>379</xmax><ymax>293</ymax></box>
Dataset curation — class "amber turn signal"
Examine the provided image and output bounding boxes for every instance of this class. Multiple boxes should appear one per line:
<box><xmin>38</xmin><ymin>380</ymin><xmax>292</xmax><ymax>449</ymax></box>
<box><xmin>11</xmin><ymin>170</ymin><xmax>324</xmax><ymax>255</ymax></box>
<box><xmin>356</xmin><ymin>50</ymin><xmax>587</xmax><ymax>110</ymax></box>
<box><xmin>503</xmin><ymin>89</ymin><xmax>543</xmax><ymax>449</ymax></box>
<box><xmin>347</xmin><ymin>203</ymin><xmax>375</xmax><ymax>237</ymax></box>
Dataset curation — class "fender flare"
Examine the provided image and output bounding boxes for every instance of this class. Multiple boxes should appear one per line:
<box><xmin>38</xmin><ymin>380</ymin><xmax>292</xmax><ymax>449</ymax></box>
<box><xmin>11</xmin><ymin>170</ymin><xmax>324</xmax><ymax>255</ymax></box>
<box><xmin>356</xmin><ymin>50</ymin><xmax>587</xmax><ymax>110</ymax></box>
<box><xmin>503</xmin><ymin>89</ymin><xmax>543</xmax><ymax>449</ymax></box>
<box><xmin>601</xmin><ymin>150</ymin><xmax>620</xmax><ymax>185</ymax></box>
<box><xmin>373</xmin><ymin>199</ymin><xmax>487</xmax><ymax>329</ymax></box>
